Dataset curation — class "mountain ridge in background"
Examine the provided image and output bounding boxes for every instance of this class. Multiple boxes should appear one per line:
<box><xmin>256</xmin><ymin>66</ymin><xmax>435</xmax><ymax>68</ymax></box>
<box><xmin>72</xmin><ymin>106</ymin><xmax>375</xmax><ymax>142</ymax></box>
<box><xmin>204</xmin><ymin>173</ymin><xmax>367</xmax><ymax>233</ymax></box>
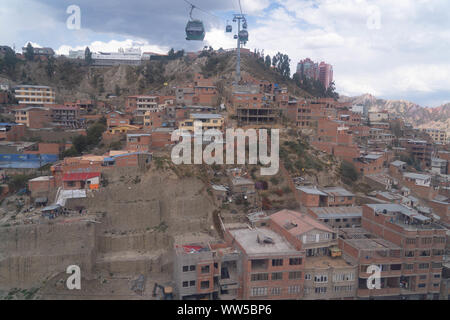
<box><xmin>340</xmin><ymin>93</ymin><xmax>450</xmax><ymax>132</ymax></box>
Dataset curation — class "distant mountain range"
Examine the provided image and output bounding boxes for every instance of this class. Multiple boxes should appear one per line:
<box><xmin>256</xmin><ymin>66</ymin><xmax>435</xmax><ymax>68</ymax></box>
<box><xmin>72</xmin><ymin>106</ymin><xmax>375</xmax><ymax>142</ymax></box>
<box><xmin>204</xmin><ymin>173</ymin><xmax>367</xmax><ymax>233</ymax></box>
<box><xmin>340</xmin><ymin>94</ymin><xmax>450</xmax><ymax>132</ymax></box>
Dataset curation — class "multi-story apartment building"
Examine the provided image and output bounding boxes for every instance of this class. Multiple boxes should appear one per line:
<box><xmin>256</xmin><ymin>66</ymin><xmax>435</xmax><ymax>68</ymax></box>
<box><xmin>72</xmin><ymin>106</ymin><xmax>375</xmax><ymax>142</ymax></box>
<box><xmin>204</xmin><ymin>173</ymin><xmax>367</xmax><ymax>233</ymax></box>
<box><xmin>232</xmin><ymin>85</ymin><xmax>279</xmax><ymax>125</ymax></box>
<box><xmin>400</xmin><ymin>139</ymin><xmax>433</xmax><ymax>168</ymax></box>
<box><xmin>178</xmin><ymin>113</ymin><xmax>224</xmax><ymax>132</ymax></box>
<box><xmin>296</xmin><ymin>58</ymin><xmax>319</xmax><ymax>81</ymax></box>
<box><xmin>339</xmin><ymin>227</ymin><xmax>405</xmax><ymax>299</ymax></box>
<box><xmin>64</xmin><ymin>100</ymin><xmax>94</xmax><ymax>114</ymax></box>
<box><xmin>431</xmin><ymin>158</ymin><xmax>448</xmax><ymax>175</ymax></box>
<box><xmin>173</xmin><ymin>241</ymin><xmax>242</xmax><ymax>300</ymax></box>
<box><xmin>269</xmin><ymin>210</ymin><xmax>358</xmax><ymax>300</ymax></box>
<box><xmin>345</xmin><ymin>203</ymin><xmax>446</xmax><ymax>300</ymax></box>
<box><xmin>14</xmin><ymin>85</ymin><xmax>55</xmax><ymax>105</ymax></box>
<box><xmin>50</xmin><ymin>105</ymin><xmax>83</xmax><ymax>128</ymax></box>
<box><xmin>14</xmin><ymin>106</ymin><xmax>50</xmax><ymax>128</ymax></box>
<box><xmin>318</xmin><ymin>62</ymin><xmax>333</xmax><ymax>90</ymax></box>
<box><xmin>224</xmin><ymin>226</ymin><xmax>305</xmax><ymax>300</ymax></box>
<box><xmin>296</xmin><ymin>59</ymin><xmax>333</xmax><ymax>90</ymax></box>
<box><xmin>143</xmin><ymin>111</ymin><xmax>164</xmax><ymax>129</ymax></box>
<box><xmin>106</xmin><ymin>111</ymin><xmax>131</xmax><ymax>128</ymax></box>
<box><xmin>126</xmin><ymin>95</ymin><xmax>161</xmax><ymax>115</ymax></box>
<box><xmin>422</xmin><ymin>128</ymin><xmax>447</xmax><ymax>145</ymax></box>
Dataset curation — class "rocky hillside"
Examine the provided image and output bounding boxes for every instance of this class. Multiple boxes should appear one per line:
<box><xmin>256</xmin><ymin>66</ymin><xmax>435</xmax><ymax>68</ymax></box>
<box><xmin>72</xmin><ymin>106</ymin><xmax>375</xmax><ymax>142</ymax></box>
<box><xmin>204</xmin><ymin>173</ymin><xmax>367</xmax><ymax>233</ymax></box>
<box><xmin>0</xmin><ymin>52</ymin><xmax>309</xmax><ymax>105</ymax></box>
<box><xmin>341</xmin><ymin>93</ymin><xmax>450</xmax><ymax>132</ymax></box>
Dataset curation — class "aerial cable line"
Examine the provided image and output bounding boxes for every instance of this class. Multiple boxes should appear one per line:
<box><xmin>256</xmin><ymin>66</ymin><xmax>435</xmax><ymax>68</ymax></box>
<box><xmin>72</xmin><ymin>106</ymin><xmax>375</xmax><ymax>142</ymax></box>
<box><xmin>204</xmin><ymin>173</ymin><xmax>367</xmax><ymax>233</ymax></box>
<box><xmin>182</xmin><ymin>0</ymin><xmax>223</xmax><ymax>21</ymax></box>
<box><xmin>238</xmin><ymin>0</ymin><xmax>243</xmax><ymax>14</ymax></box>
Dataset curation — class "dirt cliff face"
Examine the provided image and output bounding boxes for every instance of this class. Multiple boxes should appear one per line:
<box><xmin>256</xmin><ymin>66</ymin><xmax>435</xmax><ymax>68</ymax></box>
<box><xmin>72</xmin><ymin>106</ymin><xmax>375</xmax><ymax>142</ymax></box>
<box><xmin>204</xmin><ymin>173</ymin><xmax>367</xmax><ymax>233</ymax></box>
<box><xmin>0</xmin><ymin>168</ymin><xmax>217</xmax><ymax>291</ymax></box>
<box><xmin>0</xmin><ymin>222</ymin><xmax>96</xmax><ymax>289</ymax></box>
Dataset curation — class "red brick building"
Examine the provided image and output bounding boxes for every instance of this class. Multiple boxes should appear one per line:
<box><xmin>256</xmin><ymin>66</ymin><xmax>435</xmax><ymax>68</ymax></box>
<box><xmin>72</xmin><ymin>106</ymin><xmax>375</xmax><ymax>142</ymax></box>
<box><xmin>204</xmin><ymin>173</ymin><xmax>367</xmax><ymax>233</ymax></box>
<box><xmin>224</xmin><ymin>226</ymin><xmax>304</xmax><ymax>300</ymax></box>
<box><xmin>343</xmin><ymin>203</ymin><xmax>447</xmax><ymax>300</ymax></box>
<box><xmin>106</xmin><ymin>111</ymin><xmax>131</xmax><ymax>128</ymax></box>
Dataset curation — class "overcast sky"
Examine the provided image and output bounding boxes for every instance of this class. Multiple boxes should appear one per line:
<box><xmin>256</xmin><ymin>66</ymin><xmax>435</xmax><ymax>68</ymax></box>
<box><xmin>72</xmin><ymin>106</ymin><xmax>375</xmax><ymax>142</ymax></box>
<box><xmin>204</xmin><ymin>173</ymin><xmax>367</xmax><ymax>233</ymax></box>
<box><xmin>0</xmin><ymin>0</ymin><xmax>449</xmax><ymax>107</ymax></box>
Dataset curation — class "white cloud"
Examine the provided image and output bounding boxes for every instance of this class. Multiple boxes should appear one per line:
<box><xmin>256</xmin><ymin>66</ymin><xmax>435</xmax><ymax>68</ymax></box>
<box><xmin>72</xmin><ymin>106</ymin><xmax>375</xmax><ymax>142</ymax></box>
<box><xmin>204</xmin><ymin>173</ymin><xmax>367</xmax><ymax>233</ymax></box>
<box><xmin>240</xmin><ymin>0</ymin><xmax>271</xmax><ymax>15</ymax></box>
<box><xmin>1</xmin><ymin>0</ymin><xmax>449</xmax><ymax>106</ymax></box>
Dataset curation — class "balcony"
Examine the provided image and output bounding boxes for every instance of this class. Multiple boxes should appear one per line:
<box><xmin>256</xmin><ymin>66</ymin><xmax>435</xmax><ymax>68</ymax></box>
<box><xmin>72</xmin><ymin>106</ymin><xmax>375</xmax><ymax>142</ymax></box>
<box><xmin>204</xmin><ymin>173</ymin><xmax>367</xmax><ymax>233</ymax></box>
<box><xmin>358</xmin><ymin>287</ymin><xmax>400</xmax><ymax>297</ymax></box>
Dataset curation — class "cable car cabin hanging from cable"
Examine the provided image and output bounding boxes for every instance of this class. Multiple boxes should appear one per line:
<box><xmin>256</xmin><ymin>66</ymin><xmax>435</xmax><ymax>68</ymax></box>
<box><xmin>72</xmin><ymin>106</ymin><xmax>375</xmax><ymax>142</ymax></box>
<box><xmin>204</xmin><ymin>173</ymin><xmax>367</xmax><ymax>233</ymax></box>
<box><xmin>226</xmin><ymin>23</ymin><xmax>232</xmax><ymax>33</ymax></box>
<box><xmin>185</xmin><ymin>5</ymin><xmax>205</xmax><ymax>41</ymax></box>
<box><xmin>238</xmin><ymin>30</ymin><xmax>248</xmax><ymax>42</ymax></box>
<box><xmin>186</xmin><ymin>20</ymin><xmax>205</xmax><ymax>41</ymax></box>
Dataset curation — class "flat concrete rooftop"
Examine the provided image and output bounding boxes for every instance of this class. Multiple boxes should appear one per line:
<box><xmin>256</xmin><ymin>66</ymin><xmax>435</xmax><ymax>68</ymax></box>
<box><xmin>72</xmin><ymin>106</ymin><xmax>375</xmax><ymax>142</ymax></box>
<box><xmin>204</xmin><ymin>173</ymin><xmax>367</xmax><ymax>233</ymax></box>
<box><xmin>229</xmin><ymin>227</ymin><xmax>299</xmax><ymax>256</ymax></box>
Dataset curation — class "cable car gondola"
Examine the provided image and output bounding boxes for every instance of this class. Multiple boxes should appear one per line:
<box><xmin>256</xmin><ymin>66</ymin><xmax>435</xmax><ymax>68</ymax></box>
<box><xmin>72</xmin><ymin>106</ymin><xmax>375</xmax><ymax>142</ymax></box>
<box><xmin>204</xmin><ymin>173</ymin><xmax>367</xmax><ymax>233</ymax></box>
<box><xmin>186</xmin><ymin>5</ymin><xmax>205</xmax><ymax>41</ymax></box>
<box><xmin>226</xmin><ymin>21</ymin><xmax>232</xmax><ymax>33</ymax></box>
<box><xmin>238</xmin><ymin>30</ymin><xmax>248</xmax><ymax>42</ymax></box>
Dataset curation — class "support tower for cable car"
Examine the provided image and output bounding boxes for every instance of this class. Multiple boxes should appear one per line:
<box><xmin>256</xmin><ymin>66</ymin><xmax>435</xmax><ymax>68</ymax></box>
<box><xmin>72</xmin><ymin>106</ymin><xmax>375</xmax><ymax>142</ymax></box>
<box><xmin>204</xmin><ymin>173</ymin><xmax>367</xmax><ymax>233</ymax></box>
<box><xmin>233</xmin><ymin>14</ymin><xmax>247</xmax><ymax>84</ymax></box>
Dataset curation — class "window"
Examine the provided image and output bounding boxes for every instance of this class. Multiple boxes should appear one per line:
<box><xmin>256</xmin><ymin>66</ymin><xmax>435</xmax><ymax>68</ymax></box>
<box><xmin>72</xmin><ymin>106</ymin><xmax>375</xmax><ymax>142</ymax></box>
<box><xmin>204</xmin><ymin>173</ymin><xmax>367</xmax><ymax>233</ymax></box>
<box><xmin>189</xmin><ymin>280</ymin><xmax>195</xmax><ymax>287</ymax></box>
<box><xmin>272</xmin><ymin>272</ymin><xmax>283</xmax><ymax>281</ymax></box>
<box><xmin>405</xmin><ymin>251</ymin><xmax>415</xmax><ymax>257</ymax></box>
<box><xmin>201</xmin><ymin>265</ymin><xmax>210</xmax><ymax>274</ymax></box>
<box><xmin>433</xmin><ymin>274</ymin><xmax>441</xmax><ymax>279</ymax></box>
<box><xmin>432</xmin><ymin>249</ymin><xmax>444</xmax><ymax>256</ymax></box>
<box><xmin>419</xmin><ymin>250</ymin><xmax>430</xmax><ymax>257</ymax></box>
<box><xmin>418</xmin><ymin>284</ymin><xmax>426</xmax><ymax>288</ymax></box>
<box><xmin>419</xmin><ymin>275</ymin><xmax>427</xmax><ymax>280</ymax></box>
<box><xmin>271</xmin><ymin>287</ymin><xmax>281</xmax><ymax>296</ymax></box>
<box><xmin>432</xmin><ymin>262</ymin><xmax>442</xmax><ymax>269</ymax></box>
<box><xmin>403</xmin><ymin>264</ymin><xmax>414</xmax><ymax>270</ymax></box>
<box><xmin>314</xmin><ymin>275</ymin><xmax>328</xmax><ymax>283</ymax></box>
<box><xmin>421</xmin><ymin>237</ymin><xmax>432</xmax><ymax>244</ymax></box>
<box><xmin>333</xmin><ymin>273</ymin><xmax>354</xmax><ymax>282</ymax></box>
<box><xmin>182</xmin><ymin>266</ymin><xmax>189</xmax><ymax>272</ymax></box>
<box><xmin>418</xmin><ymin>263</ymin><xmax>430</xmax><ymax>269</ymax></box>
<box><xmin>406</xmin><ymin>238</ymin><xmax>416</xmax><ymax>245</ymax></box>
<box><xmin>288</xmin><ymin>286</ymin><xmax>301</xmax><ymax>294</ymax></box>
<box><xmin>189</xmin><ymin>265</ymin><xmax>196</xmax><ymax>271</ymax></box>
<box><xmin>200</xmin><ymin>281</ymin><xmax>210</xmax><ymax>289</ymax></box>
<box><xmin>251</xmin><ymin>287</ymin><xmax>268</xmax><ymax>297</ymax></box>
<box><xmin>391</xmin><ymin>264</ymin><xmax>402</xmax><ymax>271</ymax></box>
<box><xmin>334</xmin><ymin>285</ymin><xmax>353</xmax><ymax>292</ymax></box>
<box><xmin>305</xmin><ymin>274</ymin><xmax>311</xmax><ymax>281</ymax></box>
<box><xmin>251</xmin><ymin>273</ymin><xmax>269</xmax><ymax>282</ymax></box>
<box><xmin>315</xmin><ymin>287</ymin><xmax>327</xmax><ymax>294</ymax></box>
<box><xmin>182</xmin><ymin>281</ymin><xmax>188</xmax><ymax>287</ymax></box>
<box><xmin>289</xmin><ymin>258</ymin><xmax>302</xmax><ymax>265</ymax></box>
<box><xmin>289</xmin><ymin>271</ymin><xmax>302</xmax><ymax>280</ymax></box>
<box><xmin>272</xmin><ymin>259</ymin><xmax>283</xmax><ymax>267</ymax></box>
<box><xmin>433</xmin><ymin>237</ymin><xmax>445</xmax><ymax>244</ymax></box>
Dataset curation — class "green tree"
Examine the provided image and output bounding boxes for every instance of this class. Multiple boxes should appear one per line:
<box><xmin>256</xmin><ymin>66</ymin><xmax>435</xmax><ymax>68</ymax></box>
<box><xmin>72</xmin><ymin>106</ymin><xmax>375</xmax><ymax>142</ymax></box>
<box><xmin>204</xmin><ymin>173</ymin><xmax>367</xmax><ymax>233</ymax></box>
<box><xmin>340</xmin><ymin>161</ymin><xmax>359</xmax><ymax>184</ymax></box>
<box><xmin>273</xmin><ymin>52</ymin><xmax>291</xmax><ymax>79</ymax></box>
<box><xmin>265</xmin><ymin>55</ymin><xmax>271</xmax><ymax>68</ymax></box>
<box><xmin>24</xmin><ymin>43</ymin><xmax>34</xmax><ymax>61</ymax></box>
<box><xmin>325</xmin><ymin>81</ymin><xmax>339</xmax><ymax>100</ymax></box>
<box><xmin>46</xmin><ymin>57</ymin><xmax>55</xmax><ymax>78</ymax></box>
<box><xmin>85</xmin><ymin>47</ymin><xmax>92</xmax><ymax>65</ymax></box>
<box><xmin>0</xmin><ymin>46</ymin><xmax>18</xmax><ymax>76</ymax></box>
